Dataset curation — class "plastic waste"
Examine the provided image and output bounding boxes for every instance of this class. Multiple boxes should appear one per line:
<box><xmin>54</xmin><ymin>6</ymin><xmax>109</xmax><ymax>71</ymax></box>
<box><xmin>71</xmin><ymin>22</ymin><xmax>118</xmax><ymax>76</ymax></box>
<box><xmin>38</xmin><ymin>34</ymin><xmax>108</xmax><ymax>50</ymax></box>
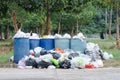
<box><xmin>71</xmin><ymin>56</ymin><xmax>91</xmax><ymax>69</ymax></box>
<box><xmin>34</xmin><ymin>47</ymin><xmax>42</xmax><ymax>55</ymax></box>
<box><xmin>63</xmin><ymin>33</ymin><xmax>71</xmax><ymax>38</ymax></box>
<box><xmin>43</xmin><ymin>35</ymin><xmax>54</xmax><ymax>38</ymax></box>
<box><xmin>85</xmin><ymin>64</ymin><xmax>94</xmax><ymax>69</ymax></box>
<box><xmin>77</xmin><ymin>32</ymin><xmax>85</xmax><ymax>41</ymax></box>
<box><xmin>59</xmin><ymin>59</ymin><xmax>71</xmax><ymax>69</ymax></box>
<box><xmin>40</xmin><ymin>49</ymin><xmax>48</xmax><ymax>55</ymax></box>
<box><xmin>13</xmin><ymin>29</ymin><xmax>27</xmax><ymax>38</ymax></box>
<box><xmin>103</xmin><ymin>52</ymin><xmax>111</xmax><ymax>60</ymax></box>
<box><xmin>29</xmin><ymin>33</ymin><xmax>40</xmax><ymax>39</ymax></box>
<box><xmin>85</xmin><ymin>42</ymin><xmax>103</xmax><ymax>61</ymax></box>
<box><xmin>38</xmin><ymin>60</ymin><xmax>52</xmax><ymax>68</ymax></box>
<box><xmin>25</xmin><ymin>58</ymin><xmax>38</xmax><ymax>68</ymax></box>
<box><xmin>47</xmin><ymin>65</ymin><xmax>56</xmax><ymax>69</ymax></box>
<box><xmin>68</xmin><ymin>53</ymin><xmax>79</xmax><ymax>59</ymax></box>
<box><xmin>54</xmin><ymin>34</ymin><xmax>62</xmax><ymax>38</ymax></box>
<box><xmin>29</xmin><ymin>50</ymin><xmax>35</xmax><ymax>56</ymax></box>
<box><xmin>51</xmin><ymin>52</ymin><xmax>61</xmax><ymax>59</ymax></box>
<box><xmin>109</xmin><ymin>54</ymin><xmax>113</xmax><ymax>59</ymax></box>
<box><xmin>40</xmin><ymin>54</ymin><xmax>53</xmax><ymax>62</ymax></box>
<box><xmin>91</xmin><ymin>59</ymin><xmax>103</xmax><ymax>68</ymax></box>
<box><xmin>51</xmin><ymin>58</ymin><xmax>59</xmax><ymax>67</ymax></box>
<box><xmin>18</xmin><ymin>58</ymin><xmax>26</xmax><ymax>69</ymax></box>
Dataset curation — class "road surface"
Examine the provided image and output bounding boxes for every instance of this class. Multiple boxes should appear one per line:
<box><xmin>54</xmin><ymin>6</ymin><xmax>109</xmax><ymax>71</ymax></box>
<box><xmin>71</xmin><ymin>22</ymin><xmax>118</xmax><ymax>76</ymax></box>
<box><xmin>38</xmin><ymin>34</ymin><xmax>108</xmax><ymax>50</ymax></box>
<box><xmin>0</xmin><ymin>68</ymin><xmax>120</xmax><ymax>80</ymax></box>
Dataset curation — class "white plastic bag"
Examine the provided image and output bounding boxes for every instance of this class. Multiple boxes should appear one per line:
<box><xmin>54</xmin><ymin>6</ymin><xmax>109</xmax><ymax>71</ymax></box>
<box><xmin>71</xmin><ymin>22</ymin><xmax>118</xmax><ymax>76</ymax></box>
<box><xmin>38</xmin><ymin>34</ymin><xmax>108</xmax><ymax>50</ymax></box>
<box><xmin>13</xmin><ymin>29</ymin><xmax>27</xmax><ymax>38</ymax></box>
<box><xmin>18</xmin><ymin>58</ymin><xmax>26</xmax><ymax>69</ymax></box>
<box><xmin>54</xmin><ymin>34</ymin><xmax>62</xmax><ymax>38</ymax></box>
<box><xmin>63</xmin><ymin>33</ymin><xmax>71</xmax><ymax>38</ymax></box>
<box><xmin>34</xmin><ymin>47</ymin><xmax>43</xmax><ymax>54</ymax></box>
<box><xmin>29</xmin><ymin>33</ymin><xmax>40</xmax><ymax>39</ymax></box>
<box><xmin>103</xmin><ymin>52</ymin><xmax>110</xmax><ymax>60</ymax></box>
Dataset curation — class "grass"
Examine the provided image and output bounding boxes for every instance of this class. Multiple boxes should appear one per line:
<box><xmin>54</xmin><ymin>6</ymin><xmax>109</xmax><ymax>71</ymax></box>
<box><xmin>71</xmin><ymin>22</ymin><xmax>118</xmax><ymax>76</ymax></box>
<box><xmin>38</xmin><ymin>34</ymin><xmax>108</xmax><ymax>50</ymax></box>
<box><xmin>0</xmin><ymin>39</ymin><xmax>13</xmax><ymax>46</ymax></box>
<box><xmin>0</xmin><ymin>51</ymin><xmax>13</xmax><ymax>63</ymax></box>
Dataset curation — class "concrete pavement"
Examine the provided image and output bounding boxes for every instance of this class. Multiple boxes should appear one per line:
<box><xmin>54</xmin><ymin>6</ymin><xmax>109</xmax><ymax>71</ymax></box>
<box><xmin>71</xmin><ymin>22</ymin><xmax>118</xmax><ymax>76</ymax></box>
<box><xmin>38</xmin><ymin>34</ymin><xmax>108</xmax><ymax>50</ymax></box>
<box><xmin>0</xmin><ymin>68</ymin><xmax>120</xmax><ymax>80</ymax></box>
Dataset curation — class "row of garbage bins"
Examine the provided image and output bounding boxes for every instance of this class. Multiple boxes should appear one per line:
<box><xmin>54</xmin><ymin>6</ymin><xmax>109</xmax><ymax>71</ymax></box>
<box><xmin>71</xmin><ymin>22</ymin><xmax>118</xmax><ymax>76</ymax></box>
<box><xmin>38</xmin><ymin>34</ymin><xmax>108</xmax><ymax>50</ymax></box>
<box><xmin>14</xmin><ymin>38</ymin><xmax>86</xmax><ymax>63</ymax></box>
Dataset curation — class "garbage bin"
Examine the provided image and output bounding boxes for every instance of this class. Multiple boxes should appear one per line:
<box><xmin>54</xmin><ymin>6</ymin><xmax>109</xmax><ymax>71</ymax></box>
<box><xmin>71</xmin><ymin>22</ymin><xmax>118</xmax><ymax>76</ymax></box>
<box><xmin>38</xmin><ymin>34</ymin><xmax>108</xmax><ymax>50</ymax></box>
<box><xmin>40</xmin><ymin>38</ymin><xmax>54</xmax><ymax>50</ymax></box>
<box><xmin>70</xmin><ymin>38</ymin><xmax>86</xmax><ymax>53</ymax></box>
<box><xmin>55</xmin><ymin>38</ymin><xmax>70</xmax><ymax>50</ymax></box>
<box><xmin>29</xmin><ymin>39</ymin><xmax>40</xmax><ymax>49</ymax></box>
<box><xmin>14</xmin><ymin>38</ymin><xmax>29</xmax><ymax>63</ymax></box>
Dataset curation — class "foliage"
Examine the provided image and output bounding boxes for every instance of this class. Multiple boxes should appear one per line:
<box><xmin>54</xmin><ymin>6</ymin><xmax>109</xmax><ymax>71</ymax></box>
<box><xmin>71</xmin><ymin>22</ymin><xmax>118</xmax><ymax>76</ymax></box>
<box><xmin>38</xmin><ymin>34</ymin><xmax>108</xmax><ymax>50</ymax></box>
<box><xmin>0</xmin><ymin>0</ymin><xmax>120</xmax><ymax>38</ymax></box>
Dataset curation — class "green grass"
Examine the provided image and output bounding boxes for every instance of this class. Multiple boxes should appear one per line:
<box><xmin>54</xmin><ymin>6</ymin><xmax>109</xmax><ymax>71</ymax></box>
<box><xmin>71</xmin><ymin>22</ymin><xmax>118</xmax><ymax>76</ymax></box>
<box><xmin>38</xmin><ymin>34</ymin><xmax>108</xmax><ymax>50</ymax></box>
<box><xmin>0</xmin><ymin>39</ymin><xmax>13</xmax><ymax>46</ymax></box>
<box><xmin>0</xmin><ymin>51</ymin><xmax>13</xmax><ymax>63</ymax></box>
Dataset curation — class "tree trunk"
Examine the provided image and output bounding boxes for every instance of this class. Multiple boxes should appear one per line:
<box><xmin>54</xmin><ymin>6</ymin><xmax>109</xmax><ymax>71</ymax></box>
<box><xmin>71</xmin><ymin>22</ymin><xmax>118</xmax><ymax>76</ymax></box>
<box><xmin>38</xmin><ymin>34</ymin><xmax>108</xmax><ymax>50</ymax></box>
<box><xmin>0</xmin><ymin>27</ymin><xmax>2</xmax><ymax>39</ymax></box>
<box><xmin>4</xmin><ymin>26</ymin><xmax>9</xmax><ymax>39</ymax></box>
<box><xmin>41</xmin><ymin>23</ymin><xmax>45</xmax><ymax>36</ymax></box>
<box><xmin>115</xmin><ymin>0</ymin><xmax>120</xmax><ymax>48</ymax></box>
<box><xmin>71</xmin><ymin>26</ymin><xmax>75</xmax><ymax>37</ymax></box>
<box><xmin>105</xmin><ymin>8</ymin><xmax>108</xmax><ymax>38</ymax></box>
<box><xmin>116</xmin><ymin>0</ymin><xmax>119</xmax><ymax>40</ymax></box>
<box><xmin>45</xmin><ymin>0</ymin><xmax>50</xmax><ymax>35</ymax></box>
<box><xmin>76</xmin><ymin>19</ymin><xmax>79</xmax><ymax>34</ymax></box>
<box><xmin>108</xmin><ymin>9</ymin><xmax>112</xmax><ymax>38</ymax></box>
<box><xmin>11</xmin><ymin>11</ymin><xmax>18</xmax><ymax>33</ymax></box>
<box><xmin>58</xmin><ymin>15</ymin><xmax>61</xmax><ymax>34</ymax></box>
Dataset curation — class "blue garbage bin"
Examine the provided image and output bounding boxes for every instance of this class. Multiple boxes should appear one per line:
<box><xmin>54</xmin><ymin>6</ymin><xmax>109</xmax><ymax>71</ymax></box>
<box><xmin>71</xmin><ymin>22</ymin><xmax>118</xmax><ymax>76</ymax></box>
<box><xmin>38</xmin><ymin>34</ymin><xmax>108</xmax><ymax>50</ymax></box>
<box><xmin>29</xmin><ymin>39</ymin><xmax>40</xmax><ymax>49</ymax></box>
<box><xmin>55</xmin><ymin>38</ymin><xmax>70</xmax><ymax>50</ymax></box>
<box><xmin>14</xmin><ymin>38</ymin><xmax>29</xmax><ymax>63</ymax></box>
<box><xmin>40</xmin><ymin>38</ymin><xmax>54</xmax><ymax>50</ymax></box>
<box><xmin>70</xmin><ymin>38</ymin><xmax>86</xmax><ymax>53</ymax></box>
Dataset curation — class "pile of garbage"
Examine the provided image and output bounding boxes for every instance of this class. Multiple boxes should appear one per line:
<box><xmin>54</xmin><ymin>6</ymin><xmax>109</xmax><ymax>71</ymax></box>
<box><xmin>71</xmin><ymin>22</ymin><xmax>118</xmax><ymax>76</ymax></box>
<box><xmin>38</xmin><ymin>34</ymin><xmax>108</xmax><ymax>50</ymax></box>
<box><xmin>13</xmin><ymin>30</ymin><xmax>113</xmax><ymax>69</ymax></box>
<box><xmin>17</xmin><ymin>43</ymin><xmax>113</xmax><ymax>69</ymax></box>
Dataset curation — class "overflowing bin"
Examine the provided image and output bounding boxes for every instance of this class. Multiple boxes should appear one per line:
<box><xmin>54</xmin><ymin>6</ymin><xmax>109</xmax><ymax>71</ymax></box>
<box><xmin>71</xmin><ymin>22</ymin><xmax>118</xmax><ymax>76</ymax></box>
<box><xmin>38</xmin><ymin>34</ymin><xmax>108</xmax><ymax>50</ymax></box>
<box><xmin>70</xmin><ymin>38</ymin><xmax>86</xmax><ymax>53</ymax></box>
<box><xmin>40</xmin><ymin>38</ymin><xmax>54</xmax><ymax>50</ymax></box>
<box><xmin>14</xmin><ymin>38</ymin><xmax>30</xmax><ymax>63</ymax></box>
<box><xmin>55</xmin><ymin>38</ymin><xmax>70</xmax><ymax>50</ymax></box>
<box><xmin>29</xmin><ymin>39</ymin><xmax>40</xmax><ymax>49</ymax></box>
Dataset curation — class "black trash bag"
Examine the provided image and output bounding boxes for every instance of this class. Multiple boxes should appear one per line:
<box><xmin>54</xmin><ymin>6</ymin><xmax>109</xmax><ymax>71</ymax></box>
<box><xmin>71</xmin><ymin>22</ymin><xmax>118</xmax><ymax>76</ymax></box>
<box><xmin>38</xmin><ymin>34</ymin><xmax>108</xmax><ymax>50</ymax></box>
<box><xmin>40</xmin><ymin>49</ymin><xmax>48</xmax><ymax>55</ymax></box>
<box><xmin>25</xmin><ymin>58</ymin><xmax>38</xmax><ymax>68</ymax></box>
<box><xmin>99</xmin><ymin>50</ymin><xmax>104</xmax><ymax>60</ymax></box>
<box><xmin>38</xmin><ymin>60</ymin><xmax>52</xmax><ymax>68</ymax></box>
<box><xmin>68</xmin><ymin>53</ymin><xmax>79</xmax><ymax>59</ymax></box>
<box><xmin>59</xmin><ymin>60</ymin><xmax>71</xmax><ymax>69</ymax></box>
<box><xmin>51</xmin><ymin>52</ymin><xmax>61</xmax><ymax>59</ymax></box>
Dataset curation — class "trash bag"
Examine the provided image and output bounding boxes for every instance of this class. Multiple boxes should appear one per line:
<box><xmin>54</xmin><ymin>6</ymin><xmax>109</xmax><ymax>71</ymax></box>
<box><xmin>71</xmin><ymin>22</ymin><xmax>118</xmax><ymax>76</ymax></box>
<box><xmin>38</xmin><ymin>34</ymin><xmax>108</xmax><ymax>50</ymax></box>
<box><xmin>18</xmin><ymin>58</ymin><xmax>26</xmax><ymax>69</ymax></box>
<box><xmin>51</xmin><ymin>52</ymin><xmax>61</xmax><ymax>59</ymax></box>
<box><xmin>38</xmin><ymin>60</ymin><xmax>52</xmax><ymax>68</ymax></box>
<box><xmin>40</xmin><ymin>54</ymin><xmax>53</xmax><ymax>62</ymax></box>
<box><xmin>51</xmin><ymin>58</ymin><xmax>59</xmax><ymax>67</ymax></box>
<box><xmin>59</xmin><ymin>59</ymin><xmax>71</xmax><ymax>69</ymax></box>
<box><xmin>68</xmin><ymin>53</ymin><xmax>79</xmax><ymax>59</ymax></box>
<box><xmin>13</xmin><ymin>29</ymin><xmax>27</xmax><ymax>38</ymax></box>
<box><xmin>70</xmin><ymin>57</ymin><xmax>84</xmax><ymax>69</ymax></box>
<box><xmin>103</xmin><ymin>52</ymin><xmax>110</xmax><ymax>60</ymax></box>
<box><xmin>91</xmin><ymin>59</ymin><xmax>103</xmax><ymax>68</ymax></box>
<box><xmin>47</xmin><ymin>65</ymin><xmax>56</xmax><ymax>69</ymax></box>
<box><xmin>63</xmin><ymin>33</ymin><xmax>71</xmax><ymax>38</ymax></box>
<box><xmin>40</xmin><ymin>49</ymin><xmax>48</xmax><ymax>55</ymax></box>
<box><xmin>25</xmin><ymin>58</ymin><xmax>38</xmax><ymax>68</ymax></box>
<box><xmin>54</xmin><ymin>34</ymin><xmax>62</xmax><ymax>38</ymax></box>
<box><xmin>34</xmin><ymin>47</ymin><xmax>42</xmax><ymax>55</ymax></box>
